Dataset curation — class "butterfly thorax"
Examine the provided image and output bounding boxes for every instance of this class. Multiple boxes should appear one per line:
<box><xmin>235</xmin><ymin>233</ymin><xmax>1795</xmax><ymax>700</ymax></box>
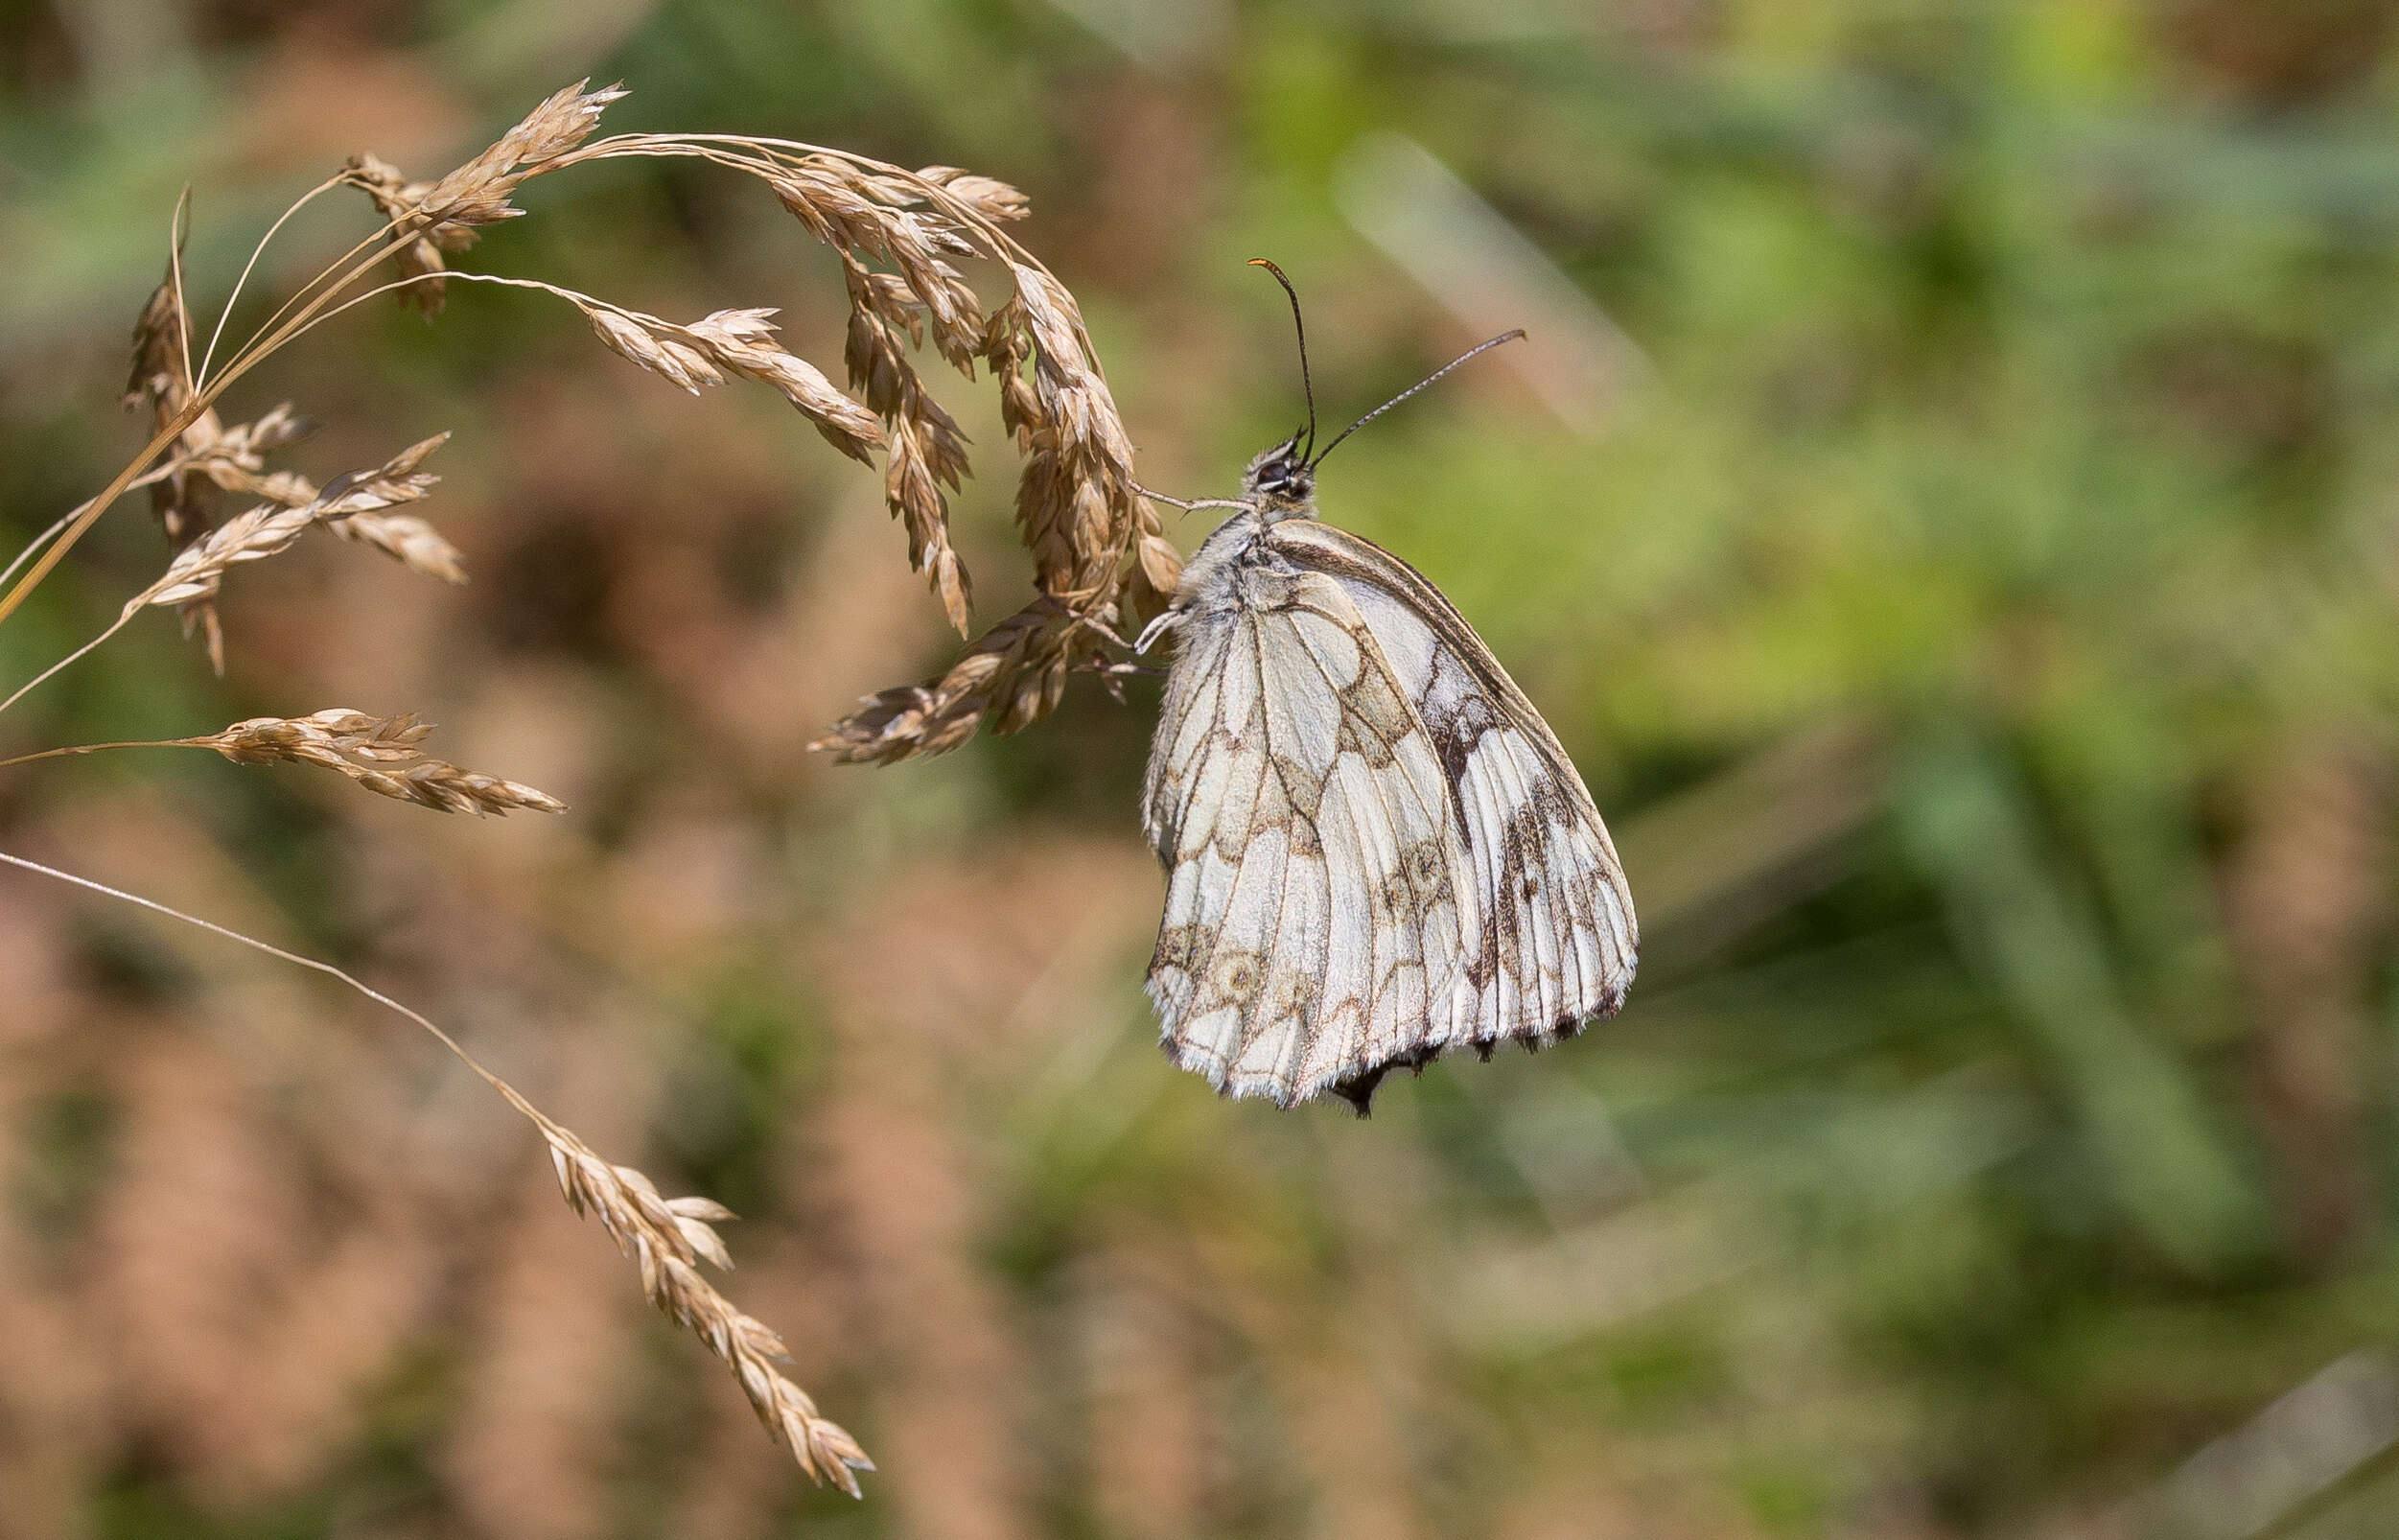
<box><xmin>1174</xmin><ymin>508</ymin><xmax>1303</xmax><ymax>622</ymax></box>
<box><xmin>1158</xmin><ymin>438</ymin><xmax>1324</xmax><ymax>623</ymax></box>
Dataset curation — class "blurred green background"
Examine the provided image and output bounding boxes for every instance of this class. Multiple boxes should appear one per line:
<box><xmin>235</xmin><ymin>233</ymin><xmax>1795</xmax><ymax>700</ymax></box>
<box><xmin>7</xmin><ymin>1</ymin><xmax>2399</xmax><ymax>1537</ymax></box>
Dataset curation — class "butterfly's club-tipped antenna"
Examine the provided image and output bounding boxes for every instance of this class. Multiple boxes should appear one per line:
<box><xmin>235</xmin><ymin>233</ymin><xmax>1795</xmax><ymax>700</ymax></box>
<box><xmin>1248</xmin><ymin>258</ymin><xmax>1318</xmax><ymax>461</ymax></box>
<box><xmin>1308</xmin><ymin>328</ymin><xmax>1527</xmax><ymax>469</ymax></box>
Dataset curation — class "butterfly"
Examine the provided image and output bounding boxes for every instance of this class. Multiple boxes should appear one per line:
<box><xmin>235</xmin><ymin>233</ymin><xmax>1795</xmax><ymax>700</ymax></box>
<box><xmin>1132</xmin><ymin>261</ymin><xmax>1636</xmax><ymax>1113</ymax></box>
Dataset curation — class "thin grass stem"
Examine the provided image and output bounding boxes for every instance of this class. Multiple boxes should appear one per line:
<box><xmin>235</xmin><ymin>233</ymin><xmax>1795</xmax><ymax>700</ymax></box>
<box><xmin>198</xmin><ymin>174</ymin><xmax>346</xmax><ymax>386</ymax></box>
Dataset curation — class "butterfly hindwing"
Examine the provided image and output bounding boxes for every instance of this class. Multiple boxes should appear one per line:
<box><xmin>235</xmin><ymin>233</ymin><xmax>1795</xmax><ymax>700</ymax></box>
<box><xmin>1269</xmin><ymin>520</ymin><xmax>1637</xmax><ymax>1056</ymax></box>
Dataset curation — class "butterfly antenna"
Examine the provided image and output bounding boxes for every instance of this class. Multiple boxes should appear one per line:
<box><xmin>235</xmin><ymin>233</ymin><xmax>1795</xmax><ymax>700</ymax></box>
<box><xmin>1247</xmin><ymin>258</ymin><xmax>1317</xmax><ymax>459</ymax></box>
<box><xmin>1307</xmin><ymin>329</ymin><xmax>1527</xmax><ymax>469</ymax></box>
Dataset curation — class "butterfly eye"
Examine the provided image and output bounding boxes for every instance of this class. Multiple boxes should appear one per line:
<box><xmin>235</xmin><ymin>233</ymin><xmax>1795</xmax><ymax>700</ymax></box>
<box><xmin>1255</xmin><ymin>449</ymin><xmax>1311</xmax><ymax>498</ymax></box>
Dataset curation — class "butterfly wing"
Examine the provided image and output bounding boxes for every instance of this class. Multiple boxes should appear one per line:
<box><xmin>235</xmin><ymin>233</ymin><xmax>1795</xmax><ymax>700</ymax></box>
<box><xmin>1143</xmin><ymin>567</ymin><xmax>1482</xmax><ymax>1108</ymax></box>
<box><xmin>1265</xmin><ymin>519</ymin><xmax>1637</xmax><ymax>1088</ymax></box>
<box><xmin>1143</xmin><ymin>519</ymin><xmax>1635</xmax><ymax>1110</ymax></box>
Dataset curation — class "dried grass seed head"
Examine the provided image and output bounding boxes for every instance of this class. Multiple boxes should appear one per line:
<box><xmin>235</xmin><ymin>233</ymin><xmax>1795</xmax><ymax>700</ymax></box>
<box><xmin>341</xmin><ymin>81</ymin><xmax>625</xmax><ymax>315</ymax></box>
<box><xmin>542</xmin><ymin>1130</ymin><xmax>871</xmax><ymax>1492</ymax></box>
<box><xmin>319</xmin><ymin>82</ymin><xmax>1156</xmax><ymax>760</ymax></box>
<box><xmin>202</xmin><ymin>708</ymin><xmax>564</xmax><ymax>817</ymax></box>
<box><xmin>132</xmin><ymin>433</ymin><xmax>450</xmax><ymax>613</ymax></box>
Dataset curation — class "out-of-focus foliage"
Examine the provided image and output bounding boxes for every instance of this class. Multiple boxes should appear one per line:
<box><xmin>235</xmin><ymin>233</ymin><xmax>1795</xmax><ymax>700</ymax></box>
<box><xmin>7</xmin><ymin>1</ymin><xmax>2399</xmax><ymax>1537</ymax></box>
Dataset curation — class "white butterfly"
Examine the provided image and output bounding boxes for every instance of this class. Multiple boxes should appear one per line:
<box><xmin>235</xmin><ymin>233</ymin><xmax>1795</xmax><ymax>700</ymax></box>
<box><xmin>1135</xmin><ymin>267</ymin><xmax>1636</xmax><ymax>1112</ymax></box>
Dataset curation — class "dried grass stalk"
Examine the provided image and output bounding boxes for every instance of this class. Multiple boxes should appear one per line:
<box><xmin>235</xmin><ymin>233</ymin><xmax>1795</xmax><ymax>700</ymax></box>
<box><xmin>201</xmin><ymin>709</ymin><xmax>564</xmax><ymax>816</ymax></box>
<box><xmin>0</xmin><ymin>852</ymin><xmax>871</xmax><ymax>1497</ymax></box>
<box><xmin>915</xmin><ymin>166</ymin><xmax>1033</xmax><ymax>223</ymax></box>
<box><xmin>184</xmin><ymin>425</ymin><xmax>465</xmax><ymax>587</ymax></box>
<box><xmin>544</xmin><ymin>1129</ymin><xmax>872</xmax><ymax>1492</ymax></box>
<box><xmin>814</xmin><ymin>600</ymin><xmax>1077</xmax><ymax>763</ymax></box>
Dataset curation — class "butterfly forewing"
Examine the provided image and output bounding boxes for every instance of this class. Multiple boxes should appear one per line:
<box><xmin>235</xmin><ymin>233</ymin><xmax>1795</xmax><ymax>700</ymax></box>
<box><xmin>1143</xmin><ymin>513</ymin><xmax>1634</xmax><ymax>1110</ymax></box>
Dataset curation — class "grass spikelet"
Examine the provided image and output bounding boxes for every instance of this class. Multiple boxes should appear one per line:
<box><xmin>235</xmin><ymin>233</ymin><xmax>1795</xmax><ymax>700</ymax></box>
<box><xmin>125</xmin><ymin>264</ymin><xmax>232</xmax><ymax>665</ymax></box>
<box><xmin>417</xmin><ymin>80</ymin><xmax>627</xmax><ymax>228</ymax></box>
<box><xmin>341</xmin><ymin>152</ymin><xmax>461</xmax><ymax>315</ymax></box>
<box><xmin>810</xmin><ymin>253</ymin><xmax>1171</xmax><ymax>760</ymax></box>
<box><xmin>572</xmin><ymin>297</ymin><xmax>886</xmax><ymax>462</ymax></box>
<box><xmin>129</xmin><ymin>434</ymin><xmax>449</xmax><ymax>613</ymax></box>
<box><xmin>584</xmin><ymin>302</ymin><xmax>726</xmax><ymax>392</ymax></box>
<box><xmin>839</xmin><ymin>260</ymin><xmax>975</xmax><ymax>631</ymax></box>
<box><xmin>914</xmin><ymin>166</ymin><xmax>1032</xmax><ymax>223</ymax></box>
<box><xmin>340</xmin><ymin>81</ymin><xmax>626</xmax><ymax>315</ymax></box>
<box><xmin>811</xmin><ymin>601</ymin><xmax>1075</xmax><ymax>763</ymax></box>
<box><xmin>202</xmin><ymin>710</ymin><xmax>565</xmax><ymax>816</ymax></box>
<box><xmin>326</xmin><ymin>509</ymin><xmax>467</xmax><ymax>584</ymax></box>
<box><xmin>682</xmin><ymin>308</ymin><xmax>887</xmax><ymax>464</ymax></box>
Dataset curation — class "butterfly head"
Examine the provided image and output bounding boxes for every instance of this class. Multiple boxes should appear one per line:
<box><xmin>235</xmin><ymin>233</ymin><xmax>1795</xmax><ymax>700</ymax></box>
<box><xmin>1242</xmin><ymin>432</ymin><xmax>1317</xmax><ymax>517</ymax></box>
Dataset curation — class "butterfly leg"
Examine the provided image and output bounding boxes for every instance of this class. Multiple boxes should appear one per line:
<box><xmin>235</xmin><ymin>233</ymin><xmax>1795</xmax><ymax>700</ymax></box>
<box><xmin>1133</xmin><ymin>608</ymin><xmax>1184</xmax><ymax>654</ymax></box>
<box><xmin>1069</xmin><ymin>611</ymin><xmax>1136</xmax><ymax>650</ymax></box>
<box><xmin>1130</xmin><ymin>482</ymin><xmax>1255</xmax><ymax>517</ymax></box>
<box><xmin>1075</xmin><ymin>655</ymin><xmax>1161</xmax><ymax>702</ymax></box>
